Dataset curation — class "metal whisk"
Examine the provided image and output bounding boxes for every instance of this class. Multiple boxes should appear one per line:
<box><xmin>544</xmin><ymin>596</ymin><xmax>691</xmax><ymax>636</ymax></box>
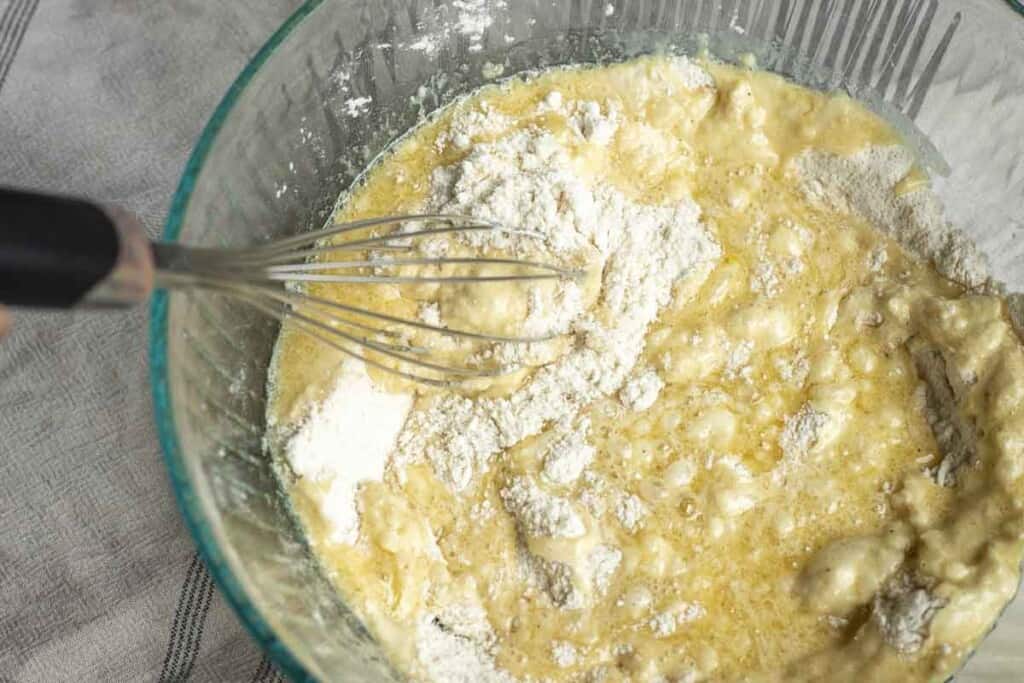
<box><xmin>0</xmin><ymin>188</ymin><xmax>577</xmax><ymax>385</ymax></box>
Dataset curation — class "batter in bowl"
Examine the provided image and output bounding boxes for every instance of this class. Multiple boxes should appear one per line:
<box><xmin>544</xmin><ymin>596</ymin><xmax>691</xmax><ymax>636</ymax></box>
<box><xmin>266</xmin><ymin>56</ymin><xmax>1024</xmax><ymax>682</ymax></box>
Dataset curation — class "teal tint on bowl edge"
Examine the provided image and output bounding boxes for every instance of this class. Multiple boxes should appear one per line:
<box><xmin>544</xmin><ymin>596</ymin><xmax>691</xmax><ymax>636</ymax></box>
<box><xmin>150</xmin><ymin>1</ymin><xmax>326</xmax><ymax>680</ymax></box>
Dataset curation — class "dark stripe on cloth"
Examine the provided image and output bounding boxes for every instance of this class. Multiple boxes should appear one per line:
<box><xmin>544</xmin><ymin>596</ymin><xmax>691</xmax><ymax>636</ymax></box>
<box><xmin>160</xmin><ymin>553</ymin><xmax>203</xmax><ymax>681</ymax></box>
<box><xmin>0</xmin><ymin>0</ymin><xmax>30</xmax><ymax>53</ymax></box>
<box><xmin>251</xmin><ymin>653</ymin><xmax>285</xmax><ymax>683</ymax></box>
<box><xmin>159</xmin><ymin>552</ymin><xmax>215</xmax><ymax>682</ymax></box>
<box><xmin>250</xmin><ymin>654</ymin><xmax>271</xmax><ymax>683</ymax></box>
<box><xmin>0</xmin><ymin>0</ymin><xmax>40</xmax><ymax>94</ymax></box>
<box><xmin>177</xmin><ymin>573</ymin><xmax>215</xmax><ymax>680</ymax></box>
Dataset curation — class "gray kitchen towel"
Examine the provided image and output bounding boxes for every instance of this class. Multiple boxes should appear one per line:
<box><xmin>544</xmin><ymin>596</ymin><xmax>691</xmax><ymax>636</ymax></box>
<box><xmin>0</xmin><ymin>1</ymin><xmax>304</xmax><ymax>681</ymax></box>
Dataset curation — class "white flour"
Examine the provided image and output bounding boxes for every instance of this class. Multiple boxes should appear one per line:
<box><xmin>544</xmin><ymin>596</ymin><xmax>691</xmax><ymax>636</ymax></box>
<box><xmin>399</xmin><ymin>124</ymin><xmax>720</xmax><ymax>493</ymax></box>
<box><xmin>649</xmin><ymin>612</ymin><xmax>677</xmax><ymax>638</ymax></box>
<box><xmin>284</xmin><ymin>361</ymin><xmax>412</xmax><ymax>545</ymax></box>
<box><xmin>650</xmin><ymin>602</ymin><xmax>706</xmax><ymax>637</ymax></box>
<box><xmin>872</xmin><ymin>574</ymin><xmax>944</xmax><ymax>654</ymax></box>
<box><xmin>909</xmin><ymin>339</ymin><xmax>977</xmax><ymax>486</ymax></box>
<box><xmin>664</xmin><ymin>459</ymin><xmax>697</xmax><ymax>489</ymax></box>
<box><xmin>537</xmin><ymin>92</ymin><xmax>621</xmax><ymax>145</ymax></box>
<box><xmin>521</xmin><ymin>542</ymin><xmax>623</xmax><ymax>610</ymax></box>
<box><xmin>541</xmin><ymin>419</ymin><xmax>595</xmax><ymax>486</ymax></box>
<box><xmin>775</xmin><ymin>350</ymin><xmax>810</xmax><ymax>387</ymax></box>
<box><xmin>522</xmin><ymin>281</ymin><xmax>585</xmax><ymax>337</ymax></box>
<box><xmin>724</xmin><ymin>340</ymin><xmax>754</xmax><ymax>381</ymax></box>
<box><xmin>429</xmin><ymin>129</ymin><xmax>607</xmax><ymax>256</ymax></box>
<box><xmin>568</xmin><ymin>100</ymin><xmax>621</xmax><ymax>144</ymax></box>
<box><xmin>779</xmin><ymin>403</ymin><xmax>829</xmax><ymax>465</ymax></box>
<box><xmin>404</xmin><ymin>0</ymin><xmax>506</xmax><ymax>55</ymax></box>
<box><xmin>751</xmin><ymin>260</ymin><xmax>781</xmax><ymax>298</ymax></box>
<box><xmin>795</xmin><ymin>146</ymin><xmax>989</xmax><ymax>289</ymax></box>
<box><xmin>619</xmin><ymin>369</ymin><xmax>664</xmax><ymax>412</ymax></box>
<box><xmin>579</xmin><ymin>470</ymin><xmax>610</xmax><ymax>516</ymax></box>
<box><xmin>435</xmin><ymin>103</ymin><xmax>513</xmax><ymax>152</ymax></box>
<box><xmin>588</xmin><ymin>544</ymin><xmax>623</xmax><ymax>593</ymax></box>
<box><xmin>614</xmin><ymin>493</ymin><xmax>648</xmax><ymax>533</ymax></box>
<box><xmin>419</xmin><ymin>302</ymin><xmax>443</xmax><ymax>328</ymax></box>
<box><xmin>500</xmin><ymin>476</ymin><xmax>586</xmax><ymax>538</ymax></box>
<box><xmin>551</xmin><ymin>641</ymin><xmax>578</xmax><ymax>668</ymax></box>
<box><xmin>415</xmin><ymin>607</ymin><xmax>513</xmax><ymax>683</ymax></box>
<box><xmin>343</xmin><ymin>96</ymin><xmax>373</xmax><ymax>118</ymax></box>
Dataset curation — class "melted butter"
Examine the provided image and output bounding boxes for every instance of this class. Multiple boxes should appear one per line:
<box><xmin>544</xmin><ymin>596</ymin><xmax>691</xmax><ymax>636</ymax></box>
<box><xmin>268</xmin><ymin>56</ymin><xmax>1024</xmax><ymax>682</ymax></box>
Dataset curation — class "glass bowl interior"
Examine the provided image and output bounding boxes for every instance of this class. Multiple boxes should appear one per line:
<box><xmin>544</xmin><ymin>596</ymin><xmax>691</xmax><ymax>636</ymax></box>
<box><xmin>151</xmin><ymin>0</ymin><xmax>1024</xmax><ymax>680</ymax></box>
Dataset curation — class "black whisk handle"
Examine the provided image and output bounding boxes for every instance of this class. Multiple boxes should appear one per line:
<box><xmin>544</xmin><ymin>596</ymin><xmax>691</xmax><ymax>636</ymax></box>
<box><xmin>0</xmin><ymin>187</ymin><xmax>154</xmax><ymax>308</ymax></box>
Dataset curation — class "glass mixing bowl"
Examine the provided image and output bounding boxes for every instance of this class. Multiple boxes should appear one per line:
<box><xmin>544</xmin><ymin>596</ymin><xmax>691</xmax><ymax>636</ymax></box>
<box><xmin>150</xmin><ymin>0</ymin><xmax>1024</xmax><ymax>679</ymax></box>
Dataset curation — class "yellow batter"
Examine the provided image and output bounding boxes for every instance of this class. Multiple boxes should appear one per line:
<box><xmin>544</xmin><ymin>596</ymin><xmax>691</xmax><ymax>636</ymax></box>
<box><xmin>268</xmin><ymin>56</ymin><xmax>1024</xmax><ymax>682</ymax></box>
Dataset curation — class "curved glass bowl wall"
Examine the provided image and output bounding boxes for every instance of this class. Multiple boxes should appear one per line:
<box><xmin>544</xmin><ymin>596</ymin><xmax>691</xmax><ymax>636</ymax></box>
<box><xmin>151</xmin><ymin>0</ymin><xmax>1024</xmax><ymax>680</ymax></box>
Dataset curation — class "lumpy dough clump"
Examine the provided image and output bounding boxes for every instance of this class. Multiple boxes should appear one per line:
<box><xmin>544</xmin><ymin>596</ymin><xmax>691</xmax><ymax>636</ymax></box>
<box><xmin>267</xmin><ymin>56</ymin><xmax>1024</xmax><ymax>682</ymax></box>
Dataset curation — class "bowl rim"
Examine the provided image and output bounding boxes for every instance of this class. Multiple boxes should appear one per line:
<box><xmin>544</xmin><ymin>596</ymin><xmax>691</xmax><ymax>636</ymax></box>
<box><xmin>150</xmin><ymin>1</ymin><xmax>325</xmax><ymax>680</ymax></box>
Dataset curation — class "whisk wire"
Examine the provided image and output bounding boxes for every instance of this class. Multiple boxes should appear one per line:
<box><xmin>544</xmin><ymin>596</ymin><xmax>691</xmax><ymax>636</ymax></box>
<box><xmin>246</xmin><ymin>286</ymin><xmax>427</xmax><ymax>352</ymax></box>
<box><xmin>259</xmin><ymin>256</ymin><xmax>575</xmax><ymax>275</ymax></box>
<box><xmin>226</xmin><ymin>213</ymin><xmax>462</xmax><ymax>256</ymax></box>
<box><xmin>156</xmin><ymin>213</ymin><xmax>576</xmax><ymax>385</ymax></box>
<box><xmin>258</xmin><ymin>272</ymin><xmax>566</xmax><ymax>285</ymax></box>
<box><xmin>225</xmin><ymin>287</ymin><xmax>457</xmax><ymax>387</ymax></box>
<box><xmin>220</xmin><ymin>283</ymin><xmax>509</xmax><ymax>385</ymax></box>
<box><xmin>223</xmin><ymin>224</ymin><xmax>549</xmax><ymax>267</ymax></box>
<box><xmin>251</xmin><ymin>282</ymin><xmax>555</xmax><ymax>345</ymax></box>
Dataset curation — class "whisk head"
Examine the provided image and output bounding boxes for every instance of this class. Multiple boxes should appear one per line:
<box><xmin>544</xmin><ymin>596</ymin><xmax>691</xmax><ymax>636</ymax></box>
<box><xmin>154</xmin><ymin>215</ymin><xmax>583</xmax><ymax>386</ymax></box>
